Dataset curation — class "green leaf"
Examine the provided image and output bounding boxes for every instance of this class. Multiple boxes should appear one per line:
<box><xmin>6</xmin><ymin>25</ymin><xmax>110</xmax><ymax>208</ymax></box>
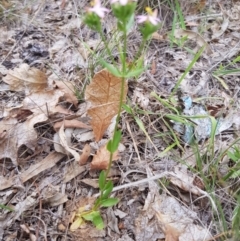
<box><xmin>125</xmin><ymin>67</ymin><xmax>145</xmax><ymax>78</ymax></box>
<box><xmin>82</xmin><ymin>211</ymin><xmax>104</xmax><ymax>229</ymax></box>
<box><xmin>122</xmin><ymin>104</ymin><xmax>133</xmax><ymax>114</ymax></box>
<box><xmin>99</xmin><ymin>171</ymin><xmax>106</xmax><ymax>190</ymax></box>
<box><xmin>126</xmin><ymin>13</ymin><xmax>135</xmax><ymax>33</ymax></box>
<box><xmin>233</xmin><ymin>55</ymin><xmax>240</xmax><ymax>64</ymax></box>
<box><xmin>93</xmin><ymin>212</ymin><xmax>104</xmax><ymax>229</ymax></box>
<box><xmin>107</xmin><ymin>130</ymin><xmax>121</xmax><ymax>153</ymax></box>
<box><xmin>99</xmin><ymin>60</ymin><xmax>122</xmax><ymax>77</ymax></box>
<box><xmin>227</xmin><ymin>150</ymin><xmax>240</xmax><ymax>162</ymax></box>
<box><xmin>170</xmin><ymin>45</ymin><xmax>205</xmax><ymax>97</ymax></box>
<box><xmin>231</xmin><ymin>169</ymin><xmax>240</xmax><ymax>179</ymax></box>
<box><xmin>134</xmin><ymin>116</ymin><xmax>153</xmax><ymax>145</ymax></box>
<box><xmin>100</xmin><ymin>198</ymin><xmax>119</xmax><ymax>207</ymax></box>
<box><xmin>165</xmin><ymin>114</ymin><xmax>190</xmax><ymax>124</ymax></box>
<box><xmin>0</xmin><ymin>204</ymin><xmax>14</xmax><ymax>212</ymax></box>
<box><xmin>102</xmin><ymin>180</ymin><xmax>113</xmax><ymax>199</ymax></box>
<box><xmin>111</xmin><ymin>130</ymin><xmax>122</xmax><ymax>152</ymax></box>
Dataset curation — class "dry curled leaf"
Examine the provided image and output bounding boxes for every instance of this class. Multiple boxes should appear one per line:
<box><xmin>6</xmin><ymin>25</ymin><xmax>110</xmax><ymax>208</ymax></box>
<box><xmin>85</xmin><ymin>69</ymin><xmax>128</xmax><ymax>141</ymax></box>
<box><xmin>3</xmin><ymin>63</ymin><xmax>48</xmax><ymax>93</ymax></box>
<box><xmin>0</xmin><ymin>114</ymin><xmax>47</xmax><ymax>165</ymax></box>
<box><xmin>54</xmin><ymin>80</ymin><xmax>78</xmax><ymax>107</ymax></box>
<box><xmin>22</xmin><ymin>89</ymin><xmax>72</xmax><ymax>116</ymax></box>
<box><xmin>53</xmin><ymin>119</ymin><xmax>91</xmax><ymax>131</ymax></box>
<box><xmin>79</xmin><ymin>144</ymin><xmax>91</xmax><ymax>165</ymax></box>
<box><xmin>56</xmin><ymin>124</ymin><xmax>80</xmax><ymax>162</ymax></box>
<box><xmin>91</xmin><ymin>144</ymin><xmax>119</xmax><ymax>170</ymax></box>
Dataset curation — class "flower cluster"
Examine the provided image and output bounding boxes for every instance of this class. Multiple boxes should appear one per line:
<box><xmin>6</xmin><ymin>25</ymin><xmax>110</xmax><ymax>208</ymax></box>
<box><xmin>137</xmin><ymin>7</ymin><xmax>160</xmax><ymax>26</ymax></box>
<box><xmin>87</xmin><ymin>0</ymin><xmax>109</xmax><ymax>19</ymax></box>
<box><xmin>84</xmin><ymin>0</ymin><xmax>160</xmax><ymax>37</ymax></box>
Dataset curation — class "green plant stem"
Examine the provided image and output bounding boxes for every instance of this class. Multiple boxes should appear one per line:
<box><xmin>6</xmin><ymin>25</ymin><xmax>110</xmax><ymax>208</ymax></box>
<box><xmin>106</xmin><ymin>25</ymin><xmax>127</xmax><ymax>179</ymax></box>
<box><xmin>93</xmin><ymin>25</ymin><xmax>128</xmax><ymax>211</ymax></box>
<box><xmin>130</xmin><ymin>38</ymin><xmax>146</xmax><ymax>69</ymax></box>
<box><xmin>99</xmin><ymin>30</ymin><xmax>117</xmax><ymax>68</ymax></box>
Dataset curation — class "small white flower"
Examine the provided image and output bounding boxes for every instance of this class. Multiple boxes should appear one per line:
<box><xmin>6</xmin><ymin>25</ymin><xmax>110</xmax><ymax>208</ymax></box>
<box><xmin>137</xmin><ymin>7</ymin><xmax>160</xmax><ymax>26</ymax></box>
<box><xmin>111</xmin><ymin>0</ymin><xmax>131</xmax><ymax>6</ymax></box>
<box><xmin>88</xmin><ymin>0</ymin><xmax>110</xmax><ymax>18</ymax></box>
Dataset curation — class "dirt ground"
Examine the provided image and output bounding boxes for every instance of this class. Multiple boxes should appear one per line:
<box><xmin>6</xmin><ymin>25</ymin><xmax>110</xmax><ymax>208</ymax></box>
<box><xmin>1</xmin><ymin>0</ymin><xmax>240</xmax><ymax>240</ymax></box>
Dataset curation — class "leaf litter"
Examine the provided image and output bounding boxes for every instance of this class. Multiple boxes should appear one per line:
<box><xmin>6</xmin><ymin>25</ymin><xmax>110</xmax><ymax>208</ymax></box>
<box><xmin>1</xmin><ymin>0</ymin><xmax>240</xmax><ymax>240</ymax></box>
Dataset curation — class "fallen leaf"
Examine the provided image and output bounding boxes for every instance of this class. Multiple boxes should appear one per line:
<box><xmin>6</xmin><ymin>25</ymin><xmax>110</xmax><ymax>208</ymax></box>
<box><xmin>42</xmin><ymin>187</ymin><xmax>68</xmax><ymax>206</ymax></box>
<box><xmin>0</xmin><ymin>152</ymin><xmax>65</xmax><ymax>191</ymax></box>
<box><xmin>58</xmin><ymin>124</ymin><xmax>80</xmax><ymax>162</ymax></box>
<box><xmin>3</xmin><ymin>63</ymin><xmax>48</xmax><ymax>93</ymax></box>
<box><xmin>85</xmin><ymin>69</ymin><xmax>128</xmax><ymax>141</ymax></box>
<box><xmin>0</xmin><ymin>194</ymin><xmax>37</xmax><ymax>230</ymax></box>
<box><xmin>54</xmin><ymin>80</ymin><xmax>78</xmax><ymax>107</ymax></box>
<box><xmin>211</xmin><ymin>17</ymin><xmax>229</xmax><ymax>39</ymax></box>
<box><xmin>80</xmin><ymin>178</ymin><xmax>99</xmax><ymax>188</ymax></box>
<box><xmin>151</xmin><ymin>60</ymin><xmax>156</xmax><ymax>75</ymax></box>
<box><xmin>20</xmin><ymin>151</ymin><xmax>65</xmax><ymax>183</ymax></box>
<box><xmin>63</xmin><ymin>161</ymin><xmax>86</xmax><ymax>183</ymax></box>
<box><xmin>22</xmin><ymin>89</ymin><xmax>72</xmax><ymax>116</ymax></box>
<box><xmin>0</xmin><ymin>114</ymin><xmax>46</xmax><ymax>165</ymax></box>
<box><xmin>90</xmin><ymin>144</ymin><xmax>119</xmax><ymax>170</ymax></box>
<box><xmin>79</xmin><ymin>144</ymin><xmax>91</xmax><ymax>165</ymax></box>
<box><xmin>152</xmin><ymin>32</ymin><xmax>164</xmax><ymax>41</ymax></box>
<box><xmin>153</xmin><ymin>195</ymin><xmax>211</xmax><ymax>241</ymax></box>
<box><xmin>53</xmin><ymin>119</ymin><xmax>91</xmax><ymax>131</ymax></box>
<box><xmin>169</xmin><ymin>166</ymin><xmax>204</xmax><ymax>195</ymax></box>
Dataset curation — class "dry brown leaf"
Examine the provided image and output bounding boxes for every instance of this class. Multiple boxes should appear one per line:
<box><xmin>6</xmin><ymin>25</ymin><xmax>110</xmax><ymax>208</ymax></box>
<box><xmin>79</xmin><ymin>144</ymin><xmax>91</xmax><ymax>165</ymax></box>
<box><xmin>151</xmin><ymin>59</ymin><xmax>156</xmax><ymax>75</ymax></box>
<box><xmin>0</xmin><ymin>114</ymin><xmax>46</xmax><ymax>165</ymax></box>
<box><xmin>90</xmin><ymin>144</ymin><xmax>119</xmax><ymax>170</ymax></box>
<box><xmin>54</xmin><ymin>80</ymin><xmax>78</xmax><ymax>107</ymax></box>
<box><xmin>85</xmin><ymin>69</ymin><xmax>128</xmax><ymax>141</ymax></box>
<box><xmin>152</xmin><ymin>32</ymin><xmax>164</xmax><ymax>41</ymax></box>
<box><xmin>0</xmin><ymin>152</ymin><xmax>64</xmax><ymax>190</ymax></box>
<box><xmin>58</xmin><ymin>124</ymin><xmax>80</xmax><ymax>162</ymax></box>
<box><xmin>169</xmin><ymin>166</ymin><xmax>204</xmax><ymax>195</ymax></box>
<box><xmin>20</xmin><ymin>151</ymin><xmax>65</xmax><ymax>183</ymax></box>
<box><xmin>22</xmin><ymin>89</ymin><xmax>72</xmax><ymax>116</ymax></box>
<box><xmin>3</xmin><ymin>63</ymin><xmax>48</xmax><ymax>92</ymax></box>
<box><xmin>155</xmin><ymin>212</ymin><xmax>180</xmax><ymax>241</ymax></box>
<box><xmin>63</xmin><ymin>161</ymin><xmax>86</xmax><ymax>183</ymax></box>
<box><xmin>53</xmin><ymin>119</ymin><xmax>91</xmax><ymax>131</ymax></box>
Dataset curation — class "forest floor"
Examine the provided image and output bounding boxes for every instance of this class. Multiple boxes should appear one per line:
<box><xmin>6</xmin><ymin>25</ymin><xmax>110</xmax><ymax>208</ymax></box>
<box><xmin>1</xmin><ymin>0</ymin><xmax>240</xmax><ymax>240</ymax></box>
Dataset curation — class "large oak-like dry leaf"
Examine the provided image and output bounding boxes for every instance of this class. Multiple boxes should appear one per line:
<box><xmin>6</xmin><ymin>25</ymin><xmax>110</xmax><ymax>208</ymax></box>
<box><xmin>22</xmin><ymin>89</ymin><xmax>72</xmax><ymax>116</ymax></box>
<box><xmin>90</xmin><ymin>144</ymin><xmax>119</xmax><ymax>170</ymax></box>
<box><xmin>54</xmin><ymin>80</ymin><xmax>78</xmax><ymax>107</ymax></box>
<box><xmin>0</xmin><ymin>114</ymin><xmax>47</xmax><ymax>165</ymax></box>
<box><xmin>85</xmin><ymin>69</ymin><xmax>128</xmax><ymax>141</ymax></box>
<box><xmin>3</xmin><ymin>63</ymin><xmax>48</xmax><ymax>92</ymax></box>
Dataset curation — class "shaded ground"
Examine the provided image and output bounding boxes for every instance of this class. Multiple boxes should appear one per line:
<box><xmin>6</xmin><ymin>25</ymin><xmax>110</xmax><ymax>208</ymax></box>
<box><xmin>1</xmin><ymin>0</ymin><xmax>240</xmax><ymax>240</ymax></box>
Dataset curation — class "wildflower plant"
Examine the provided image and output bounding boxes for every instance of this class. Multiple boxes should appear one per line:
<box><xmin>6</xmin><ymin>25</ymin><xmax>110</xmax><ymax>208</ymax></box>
<box><xmin>72</xmin><ymin>0</ymin><xmax>161</xmax><ymax>229</ymax></box>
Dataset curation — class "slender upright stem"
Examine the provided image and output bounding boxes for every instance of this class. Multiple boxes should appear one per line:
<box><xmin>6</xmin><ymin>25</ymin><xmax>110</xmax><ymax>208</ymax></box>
<box><xmin>105</xmin><ymin>25</ymin><xmax>127</xmax><ymax>179</ymax></box>
<box><xmin>132</xmin><ymin>38</ymin><xmax>146</xmax><ymax>66</ymax></box>
<box><xmin>99</xmin><ymin>30</ymin><xmax>117</xmax><ymax>67</ymax></box>
<box><xmin>93</xmin><ymin>24</ymin><xmax>128</xmax><ymax>211</ymax></box>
